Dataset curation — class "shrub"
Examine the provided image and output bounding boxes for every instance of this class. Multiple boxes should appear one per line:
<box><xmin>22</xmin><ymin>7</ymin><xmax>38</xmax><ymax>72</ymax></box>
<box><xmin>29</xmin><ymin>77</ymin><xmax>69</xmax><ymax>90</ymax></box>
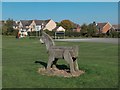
<box><xmin>29</xmin><ymin>31</ymin><xmax>38</xmax><ymax>36</ymax></box>
<box><xmin>44</xmin><ymin>29</ymin><xmax>55</xmax><ymax>36</ymax></box>
<box><xmin>65</xmin><ymin>31</ymin><xmax>81</xmax><ymax>37</ymax></box>
<box><xmin>118</xmin><ymin>32</ymin><xmax>120</xmax><ymax>38</ymax></box>
<box><xmin>109</xmin><ymin>31</ymin><xmax>119</xmax><ymax>38</ymax></box>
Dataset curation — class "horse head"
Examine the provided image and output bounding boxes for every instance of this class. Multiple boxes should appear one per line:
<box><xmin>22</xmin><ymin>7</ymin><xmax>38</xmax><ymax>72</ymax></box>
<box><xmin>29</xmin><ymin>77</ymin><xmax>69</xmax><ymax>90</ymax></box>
<box><xmin>40</xmin><ymin>33</ymin><xmax>46</xmax><ymax>44</ymax></box>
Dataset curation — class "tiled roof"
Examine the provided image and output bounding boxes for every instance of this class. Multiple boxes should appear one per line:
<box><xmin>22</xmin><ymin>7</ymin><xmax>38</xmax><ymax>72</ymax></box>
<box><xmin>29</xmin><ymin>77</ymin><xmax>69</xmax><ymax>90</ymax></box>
<box><xmin>44</xmin><ymin>19</ymin><xmax>51</xmax><ymax>25</ymax></box>
<box><xmin>112</xmin><ymin>24</ymin><xmax>120</xmax><ymax>29</ymax></box>
<box><xmin>97</xmin><ymin>23</ymin><xmax>107</xmax><ymax>29</ymax></box>
<box><xmin>34</xmin><ymin>20</ymin><xmax>43</xmax><ymax>25</ymax></box>
<box><xmin>13</xmin><ymin>21</ymin><xmax>18</xmax><ymax>26</ymax></box>
<box><xmin>20</xmin><ymin>20</ymin><xmax>32</xmax><ymax>27</ymax></box>
<box><xmin>53</xmin><ymin>26</ymin><xmax>59</xmax><ymax>30</ymax></box>
<box><xmin>73</xmin><ymin>23</ymin><xmax>80</xmax><ymax>29</ymax></box>
<box><xmin>34</xmin><ymin>19</ymin><xmax>51</xmax><ymax>26</ymax></box>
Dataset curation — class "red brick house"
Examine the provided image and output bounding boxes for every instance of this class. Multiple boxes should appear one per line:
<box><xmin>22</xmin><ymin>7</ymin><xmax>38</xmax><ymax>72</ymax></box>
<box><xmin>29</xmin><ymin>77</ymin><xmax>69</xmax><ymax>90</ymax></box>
<box><xmin>97</xmin><ymin>22</ymin><xmax>113</xmax><ymax>34</ymax></box>
<box><xmin>112</xmin><ymin>24</ymin><xmax>120</xmax><ymax>32</ymax></box>
<box><xmin>73</xmin><ymin>24</ymin><xmax>81</xmax><ymax>32</ymax></box>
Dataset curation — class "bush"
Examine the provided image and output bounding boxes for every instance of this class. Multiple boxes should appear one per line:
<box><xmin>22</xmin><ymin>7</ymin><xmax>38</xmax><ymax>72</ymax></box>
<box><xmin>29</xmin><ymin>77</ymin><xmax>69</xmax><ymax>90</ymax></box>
<box><xmin>98</xmin><ymin>33</ymin><xmax>106</xmax><ymax>38</ymax></box>
<box><xmin>44</xmin><ymin>29</ymin><xmax>55</xmax><ymax>36</ymax></box>
<box><xmin>118</xmin><ymin>32</ymin><xmax>120</xmax><ymax>38</ymax></box>
<box><xmin>109</xmin><ymin>31</ymin><xmax>119</xmax><ymax>38</ymax></box>
<box><xmin>65</xmin><ymin>31</ymin><xmax>80</xmax><ymax>37</ymax></box>
<box><xmin>28</xmin><ymin>30</ymin><xmax>55</xmax><ymax>38</ymax></box>
<box><xmin>29</xmin><ymin>31</ymin><xmax>38</xmax><ymax>36</ymax></box>
<box><xmin>0</xmin><ymin>30</ymin><xmax>1</xmax><ymax>35</ymax></box>
<box><xmin>12</xmin><ymin>30</ymin><xmax>19</xmax><ymax>36</ymax></box>
<box><xmin>2</xmin><ymin>28</ymin><xmax>19</xmax><ymax>36</ymax></box>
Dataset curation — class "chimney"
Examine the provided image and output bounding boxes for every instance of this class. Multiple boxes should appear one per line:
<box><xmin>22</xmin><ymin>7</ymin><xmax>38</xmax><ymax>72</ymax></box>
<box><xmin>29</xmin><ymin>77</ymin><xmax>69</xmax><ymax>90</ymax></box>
<box><xmin>93</xmin><ymin>21</ymin><xmax>97</xmax><ymax>26</ymax></box>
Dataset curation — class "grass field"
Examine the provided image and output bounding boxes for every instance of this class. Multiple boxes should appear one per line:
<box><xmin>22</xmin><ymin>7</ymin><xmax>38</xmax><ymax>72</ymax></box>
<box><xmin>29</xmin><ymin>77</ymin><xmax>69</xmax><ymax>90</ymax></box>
<box><xmin>2</xmin><ymin>36</ymin><xmax>118</xmax><ymax>88</ymax></box>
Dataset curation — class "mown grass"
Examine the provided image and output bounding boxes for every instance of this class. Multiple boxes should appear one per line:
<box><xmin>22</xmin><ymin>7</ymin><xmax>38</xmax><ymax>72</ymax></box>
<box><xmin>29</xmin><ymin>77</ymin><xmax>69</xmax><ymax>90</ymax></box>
<box><xmin>2</xmin><ymin>36</ymin><xmax>118</xmax><ymax>88</ymax></box>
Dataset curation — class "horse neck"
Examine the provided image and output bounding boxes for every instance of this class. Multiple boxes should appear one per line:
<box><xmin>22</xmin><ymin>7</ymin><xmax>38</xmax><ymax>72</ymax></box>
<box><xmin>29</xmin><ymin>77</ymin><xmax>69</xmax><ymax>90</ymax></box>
<box><xmin>45</xmin><ymin>38</ymin><xmax>55</xmax><ymax>52</ymax></box>
<box><xmin>44</xmin><ymin>33</ymin><xmax>55</xmax><ymax>51</ymax></box>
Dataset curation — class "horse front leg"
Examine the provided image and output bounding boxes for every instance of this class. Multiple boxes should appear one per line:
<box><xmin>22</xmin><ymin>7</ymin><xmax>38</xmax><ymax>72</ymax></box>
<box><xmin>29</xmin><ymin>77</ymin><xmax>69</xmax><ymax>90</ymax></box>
<box><xmin>47</xmin><ymin>54</ymin><xmax>54</xmax><ymax>71</ymax></box>
<box><xmin>52</xmin><ymin>58</ymin><xmax>58</xmax><ymax>69</ymax></box>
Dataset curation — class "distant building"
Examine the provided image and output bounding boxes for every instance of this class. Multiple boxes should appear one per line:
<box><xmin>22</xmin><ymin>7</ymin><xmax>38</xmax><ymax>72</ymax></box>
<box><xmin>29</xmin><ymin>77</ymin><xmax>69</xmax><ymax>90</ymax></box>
<box><xmin>43</xmin><ymin>19</ymin><xmax>56</xmax><ymax>31</ymax></box>
<box><xmin>96</xmin><ymin>22</ymin><xmax>113</xmax><ymax>34</ymax></box>
<box><xmin>13</xmin><ymin>21</ymin><xmax>19</xmax><ymax>30</ymax></box>
<box><xmin>112</xmin><ymin>24</ymin><xmax>120</xmax><ymax>32</ymax></box>
<box><xmin>73</xmin><ymin>24</ymin><xmax>81</xmax><ymax>32</ymax></box>
<box><xmin>53</xmin><ymin>26</ymin><xmax>65</xmax><ymax>39</ymax></box>
<box><xmin>53</xmin><ymin>26</ymin><xmax>65</xmax><ymax>32</ymax></box>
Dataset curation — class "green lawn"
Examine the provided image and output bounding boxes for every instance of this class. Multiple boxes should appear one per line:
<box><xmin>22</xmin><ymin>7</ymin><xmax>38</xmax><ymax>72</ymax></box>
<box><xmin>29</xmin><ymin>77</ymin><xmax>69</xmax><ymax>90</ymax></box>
<box><xmin>2</xmin><ymin>36</ymin><xmax>118</xmax><ymax>88</ymax></box>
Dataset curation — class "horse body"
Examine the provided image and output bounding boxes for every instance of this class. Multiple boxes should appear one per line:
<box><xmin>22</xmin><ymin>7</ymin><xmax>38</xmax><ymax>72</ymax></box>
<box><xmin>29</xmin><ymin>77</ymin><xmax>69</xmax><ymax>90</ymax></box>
<box><xmin>49</xmin><ymin>46</ymin><xmax>78</xmax><ymax>59</ymax></box>
<box><xmin>40</xmin><ymin>31</ymin><xmax>79</xmax><ymax>74</ymax></box>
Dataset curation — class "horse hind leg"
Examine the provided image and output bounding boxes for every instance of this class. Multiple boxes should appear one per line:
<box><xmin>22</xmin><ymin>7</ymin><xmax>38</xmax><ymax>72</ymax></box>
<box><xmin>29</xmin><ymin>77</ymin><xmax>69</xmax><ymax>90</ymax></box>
<box><xmin>72</xmin><ymin>57</ymin><xmax>79</xmax><ymax>71</ymax></box>
<box><xmin>64</xmin><ymin>50</ymin><xmax>75</xmax><ymax>74</ymax></box>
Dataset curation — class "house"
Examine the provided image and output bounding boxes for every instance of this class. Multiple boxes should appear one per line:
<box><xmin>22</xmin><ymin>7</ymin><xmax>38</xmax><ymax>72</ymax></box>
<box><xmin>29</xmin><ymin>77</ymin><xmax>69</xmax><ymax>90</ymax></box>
<box><xmin>32</xmin><ymin>20</ymin><xmax>43</xmax><ymax>31</ymax></box>
<box><xmin>42</xmin><ymin>19</ymin><xmax>56</xmax><ymax>31</ymax></box>
<box><xmin>13</xmin><ymin>19</ymin><xmax>56</xmax><ymax>38</ymax></box>
<box><xmin>13</xmin><ymin>21</ymin><xmax>19</xmax><ymax>30</ymax></box>
<box><xmin>19</xmin><ymin>20</ymin><xmax>32</xmax><ymax>30</ymax></box>
<box><xmin>112</xmin><ymin>24</ymin><xmax>120</xmax><ymax>32</ymax></box>
<box><xmin>96</xmin><ymin>22</ymin><xmax>113</xmax><ymax>34</ymax></box>
<box><xmin>53</xmin><ymin>26</ymin><xmax>65</xmax><ymax>32</ymax></box>
<box><xmin>73</xmin><ymin>24</ymin><xmax>81</xmax><ymax>32</ymax></box>
<box><xmin>28</xmin><ymin>19</ymin><xmax>56</xmax><ymax>32</ymax></box>
<box><xmin>52</xmin><ymin>26</ymin><xmax>65</xmax><ymax>39</ymax></box>
<box><xmin>18</xmin><ymin>27</ymin><xmax>28</xmax><ymax>38</ymax></box>
<box><xmin>18</xmin><ymin>20</ymin><xmax>33</xmax><ymax>37</ymax></box>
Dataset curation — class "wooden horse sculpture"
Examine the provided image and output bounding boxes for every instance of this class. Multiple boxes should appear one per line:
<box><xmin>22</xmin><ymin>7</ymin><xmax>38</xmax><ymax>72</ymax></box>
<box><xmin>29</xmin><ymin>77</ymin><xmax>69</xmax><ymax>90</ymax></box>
<box><xmin>40</xmin><ymin>31</ymin><xmax>79</xmax><ymax>74</ymax></box>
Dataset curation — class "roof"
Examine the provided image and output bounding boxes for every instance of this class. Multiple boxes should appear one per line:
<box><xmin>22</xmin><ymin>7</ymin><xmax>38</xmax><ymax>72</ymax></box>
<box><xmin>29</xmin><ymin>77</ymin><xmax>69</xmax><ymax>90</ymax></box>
<box><xmin>44</xmin><ymin>19</ymin><xmax>51</xmax><ymax>25</ymax></box>
<box><xmin>20</xmin><ymin>20</ymin><xmax>32</xmax><ymax>27</ymax></box>
<box><xmin>112</xmin><ymin>24</ymin><xmax>120</xmax><ymax>29</ymax></box>
<box><xmin>53</xmin><ymin>26</ymin><xmax>59</xmax><ymax>31</ymax></box>
<box><xmin>34</xmin><ymin>20</ymin><xmax>43</xmax><ymax>25</ymax></box>
<box><xmin>97</xmin><ymin>23</ymin><xmax>107</xmax><ymax>29</ymax></box>
<box><xmin>53</xmin><ymin>26</ymin><xmax>65</xmax><ymax>32</ymax></box>
<box><xmin>34</xmin><ymin>19</ymin><xmax>51</xmax><ymax>26</ymax></box>
<box><xmin>13</xmin><ymin>21</ymin><xmax>18</xmax><ymax>26</ymax></box>
<box><xmin>73</xmin><ymin>23</ymin><xmax>80</xmax><ymax>29</ymax></box>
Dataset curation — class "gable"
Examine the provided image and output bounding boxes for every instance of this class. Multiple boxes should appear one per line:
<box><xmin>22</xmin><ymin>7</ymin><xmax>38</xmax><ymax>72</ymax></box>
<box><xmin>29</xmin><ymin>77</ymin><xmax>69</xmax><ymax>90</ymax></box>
<box><xmin>43</xmin><ymin>19</ymin><xmax>56</xmax><ymax>31</ymax></box>
<box><xmin>102</xmin><ymin>23</ymin><xmax>112</xmax><ymax>33</ymax></box>
<box><xmin>57</xmin><ymin>26</ymin><xmax>65</xmax><ymax>31</ymax></box>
